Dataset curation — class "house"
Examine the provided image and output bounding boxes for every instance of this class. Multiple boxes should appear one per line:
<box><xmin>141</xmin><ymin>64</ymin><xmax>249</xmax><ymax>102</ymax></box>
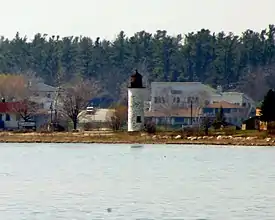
<box><xmin>203</xmin><ymin>101</ymin><xmax>246</xmax><ymax>127</ymax></box>
<box><xmin>210</xmin><ymin>91</ymin><xmax>256</xmax><ymax>118</ymax></box>
<box><xmin>145</xmin><ymin>108</ymin><xmax>203</xmax><ymax>128</ymax></box>
<box><xmin>150</xmin><ymin>82</ymin><xmax>215</xmax><ymax>111</ymax></box>
<box><xmin>242</xmin><ymin>107</ymin><xmax>267</xmax><ymax>130</ymax></box>
<box><xmin>0</xmin><ymin>102</ymin><xmax>25</xmax><ymax>130</ymax></box>
<box><xmin>29</xmin><ymin>82</ymin><xmax>58</xmax><ymax>110</ymax></box>
<box><xmin>78</xmin><ymin>108</ymin><xmax>116</xmax><ymax>130</ymax></box>
<box><xmin>149</xmin><ymin>82</ymin><xmax>255</xmax><ymax>124</ymax></box>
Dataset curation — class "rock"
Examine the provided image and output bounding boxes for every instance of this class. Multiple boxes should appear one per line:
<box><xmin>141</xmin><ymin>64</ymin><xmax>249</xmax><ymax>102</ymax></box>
<box><xmin>191</xmin><ymin>137</ymin><xmax>197</xmax><ymax>141</ymax></box>
<box><xmin>265</xmin><ymin>138</ymin><xmax>271</xmax><ymax>142</ymax></box>
<box><xmin>217</xmin><ymin>135</ymin><xmax>222</xmax><ymax>140</ymax></box>
<box><xmin>228</xmin><ymin>136</ymin><xmax>233</xmax><ymax>139</ymax></box>
<box><xmin>175</xmin><ymin>135</ymin><xmax>181</xmax><ymax>139</ymax></box>
<box><xmin>152</xmin><ymin>135</ymin><xmax>157</xmax><ymax>139</ymax></box>
<box><xmin>246</xmin><ymin>136</ymin><xmax>256</xmax><ymax>140</ymax></box>
<box><xmin>203</xmin><ymin>136</ymin><xmax>208</xmax><ymax>139</ymax></box>
<box><xmin>187</xmin><ymin>137</ymin><xmax>192</xmax><ymax>140</ymax></box>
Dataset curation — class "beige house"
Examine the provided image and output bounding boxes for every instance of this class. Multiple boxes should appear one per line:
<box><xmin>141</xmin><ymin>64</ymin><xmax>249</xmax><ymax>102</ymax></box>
<box><xmin>78</xmin><ymin>108</ymin><xmax>115</xmax><ymax>130</ymax></box>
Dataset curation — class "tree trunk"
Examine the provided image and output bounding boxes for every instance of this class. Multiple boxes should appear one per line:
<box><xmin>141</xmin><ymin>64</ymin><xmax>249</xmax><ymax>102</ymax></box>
<box><xmin>204</xmin><ymin>127</ymin><xmax>208</xmax><ymax>135</ymax></box>
<box><xmin>72</xmin><ymin>115</ymin><xmax>78</xmax><ymax>130</ymax></box>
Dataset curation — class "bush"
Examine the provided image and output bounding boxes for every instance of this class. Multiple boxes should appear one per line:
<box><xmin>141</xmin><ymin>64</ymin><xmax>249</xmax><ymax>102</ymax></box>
<box><xmin>144</xmin><ymin>121</ymin><xmax>156</xmax><ymax>134</ymax></box>
<box><xmin>223</xmin><ymin>126</ymin><xmax>236</xmax><ymax>135</ymax></box>
<box><xmin>267</xmin><ymin>121</ymin><xmax>275</xmax><ymax>135</ymax></box>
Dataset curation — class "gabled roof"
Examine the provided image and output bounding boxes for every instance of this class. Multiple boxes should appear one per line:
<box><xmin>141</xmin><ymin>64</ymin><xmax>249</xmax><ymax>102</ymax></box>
<box><xmin>151</xmin><ymin>82</ymin><xmax>217</xmax><ymax>93</ymax></box>
<box><xmin>30</xmin><ymin>83</ymin><xmax>57</xmax><ymax>92</ymax></box>
<box><xmin>0</xmin><ymin>102</ymin><xmax>26</xmax><ymax>113</ymax></box>
<box><xmin>206</xmin><ymin>101</ymin><xmax>243</xmax><ymax>109</ymax></box>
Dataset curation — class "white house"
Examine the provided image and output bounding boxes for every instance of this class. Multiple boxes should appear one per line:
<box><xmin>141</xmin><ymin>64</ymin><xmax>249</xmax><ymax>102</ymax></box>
<box><xmin>0</xmin><ymin>102</ymin><xmax>24</xmax><ymax>130</ymax></box>
<box><xmin>149</xmin><ymin>82</ymin><xmax>256</xmax><ymax>126</ymax></box>
<box><xmin>210</xmin><ymin>92</ymin><xmax>256</xmax><ymax>118</ymax></box>
<box><xmin>151</xmin><ymin>82</ymin><xmax>217</xmax><ymax>111</ymax></box>
<box><xmin>29</xmin><ymin>82</ymin><xmax>58</xmax><ymax>110</ymax></box>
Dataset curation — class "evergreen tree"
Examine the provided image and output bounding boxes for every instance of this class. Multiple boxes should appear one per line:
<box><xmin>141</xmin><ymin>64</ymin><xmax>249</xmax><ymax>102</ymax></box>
<box><xmin>261</xmin><ymin>89</ymin><xmax>275</xmax><ymax>122</ymax></box>
<box><xmin>1</xmin><ymin>25</ymin><xmax>275</xmax><ymax>104</ymax></box>
<box><xmin>213</xmin><ymin>106</ymin><xmax>226</xmax><ymax>129</ymax></box>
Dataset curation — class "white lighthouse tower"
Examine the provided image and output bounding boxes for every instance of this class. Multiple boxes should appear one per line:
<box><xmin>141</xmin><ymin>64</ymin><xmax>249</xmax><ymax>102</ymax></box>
<box><xmin>128</xmin><ymin>70</ymin><xmax>146</xmax><ymax>132</ymax></box>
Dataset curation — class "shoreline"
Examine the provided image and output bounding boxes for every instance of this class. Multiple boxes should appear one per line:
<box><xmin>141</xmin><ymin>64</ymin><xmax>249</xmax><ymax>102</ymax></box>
<box><xmin>0</xmin><ymin>131</ymin><xmax>274</xmax><ymax>146</ymax></box>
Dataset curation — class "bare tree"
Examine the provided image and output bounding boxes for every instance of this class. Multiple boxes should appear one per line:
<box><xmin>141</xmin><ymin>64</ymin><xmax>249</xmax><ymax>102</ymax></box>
<box><xmin>201</xmin><ymin>116</ymin><xmax>212</xmax><ymax>135</ymax></box>
<box><xmin>158</xmin><ymin>87</ymin><xmax>174</xmax><ymax>128</ymax></box>
<box><xmin>195</xmin><ymin>91</ymin><xmax>211</xmax><ymax>125</ymax></box>
<box><xmin>107</xmin><ymin>105</ymin><xmax>127</xmax><ymax>131</ymax></box>
<box><xmin>59</xmin><ymin>76</ymin><xmax>100</xmax><ymax>130</ymax></box>
<box><xmin>0</xmin><ymin>74</ymin><xmax>27</xmax><ymax>101</ymax></box>
<box><xmin>237</xmin><ymin>65</ymin><xmax>272</xmax><ymax>101</ymax></box>
<box><xmin>0</xmin><ymin>74</ymin><xmax>41</xmax><ymax>122</ymax></box>
<box><xmin>12</xmin><ymin>100</ymin><xmax>40</xmax><ymax>122</ymax></box>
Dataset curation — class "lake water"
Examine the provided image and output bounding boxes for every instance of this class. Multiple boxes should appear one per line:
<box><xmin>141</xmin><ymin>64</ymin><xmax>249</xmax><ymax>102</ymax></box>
<box><xmin>0</xmin><ymin>143</ymin><xmax>275</xmax><ymax>220</ymax></box>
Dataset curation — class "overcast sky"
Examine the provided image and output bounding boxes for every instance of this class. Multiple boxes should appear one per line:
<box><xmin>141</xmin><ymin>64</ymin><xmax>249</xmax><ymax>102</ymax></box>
<box><xmin>0</xmin><ymin>0</ymin><xmax>274</xmax><ymax>40</ymax></box>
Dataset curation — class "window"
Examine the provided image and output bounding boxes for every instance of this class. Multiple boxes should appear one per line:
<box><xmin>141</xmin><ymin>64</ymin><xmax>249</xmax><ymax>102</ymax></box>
<box><xmin>0</xmin><ymin>114</ymin><xmax>2</xmax><ymax>120</ymax></box>
<box><xmin>154</xmin><ymin>96</ymin><xmax>165</xmax><ymax>104</ymax></box>
<box><xmin>172</xmin><ymin>97</ymin><xmax>180</xmax><ymax>104</ymax></box>
<box><xmin>5</xmin><ymin>114</ymin><xmax>10</xmax><ymax>121</ymax></box>
<box><xmin>136</xmin><ymin>116</ymin><xmax>141</xmax><ymax>123</ymax></box>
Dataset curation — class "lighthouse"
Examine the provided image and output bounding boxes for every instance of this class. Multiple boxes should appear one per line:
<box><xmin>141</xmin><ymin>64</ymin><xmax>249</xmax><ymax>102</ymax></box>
<box><xmin>128</xmin><ymin>70</ymin><xmax>146</xmax><ymax>132</ymax></box>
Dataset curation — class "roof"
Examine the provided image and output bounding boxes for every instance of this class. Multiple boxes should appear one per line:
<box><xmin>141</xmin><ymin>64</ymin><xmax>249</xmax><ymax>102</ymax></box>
<box><xmin>206</xmin><ymin>101</ymin><xmax>243</xmax><ymax>109</ymax></box>
<box><xmin>151</xmin><ymin>82</ymin><xmax>217</xmax><ymax>94</ymax></box>
<box><xmin>30</xmin><ymin>83</ymin><xmax>57</xmax><ymax>92</ymax></box>
<box><xmin>78</xmin><ymin>108</ymin><xmax>115</xmax><ymax>122</ymax></box>
<box><xmin>145</xmin><ymin>108</ymin><xmax>202</xmax><ymax>117</ymax></box>
<box><xmin>0</xmin><ymin>102</ymin><xmax>26</xmax><ymax>113</ymax></box>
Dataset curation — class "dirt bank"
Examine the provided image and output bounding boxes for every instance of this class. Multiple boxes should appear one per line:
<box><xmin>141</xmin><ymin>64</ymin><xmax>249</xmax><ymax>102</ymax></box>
<box><xmin>0</xmin><ymin>131</ymin><xmax>274</xmax><ymax>146</ymax></box>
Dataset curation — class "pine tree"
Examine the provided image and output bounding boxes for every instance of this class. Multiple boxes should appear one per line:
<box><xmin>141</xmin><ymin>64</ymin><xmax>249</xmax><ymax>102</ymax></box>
<box><xmin>261</xmin><ymin>89</ymin><xmax>275</xmax><ymax>122</ymax></box>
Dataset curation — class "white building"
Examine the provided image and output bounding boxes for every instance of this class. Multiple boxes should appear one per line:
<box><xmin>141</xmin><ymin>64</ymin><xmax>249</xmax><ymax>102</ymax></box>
<box><xmin>151</xmin><ymin>82</ymin><xmax>216</xmax><ymax>111</ymax></box>
<box><xmin>149</xmin><ymin>82</ymin><xmax>256</xmax><ymax>125</ymax></box>
<box><xmin>211</xmin><ymin>92</ymin><xmax>255</xmax><ymax>118</ymax></box>
<box><xmin>29</xmin><ymin>82</ymin><xmax>58</xmax><ymax>110</ymax></box>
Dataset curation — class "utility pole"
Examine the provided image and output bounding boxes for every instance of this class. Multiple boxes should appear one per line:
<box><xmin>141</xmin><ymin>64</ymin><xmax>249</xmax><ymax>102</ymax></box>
<box><xmin>50</xmin><ymin>102</ymin><xmax>53</xmax><ymax>124</ymax></box>
<box><xmin>190</xmin><ymin>100</ymin><xmax>193</xmax><ymax>126</ymax></box>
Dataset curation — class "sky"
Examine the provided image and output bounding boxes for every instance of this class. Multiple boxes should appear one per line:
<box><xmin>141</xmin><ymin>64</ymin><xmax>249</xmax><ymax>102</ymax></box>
<box><xmin>0</xmin><ymin>0</ymin><xmax>274</xmax><ymax>41</ymax></box>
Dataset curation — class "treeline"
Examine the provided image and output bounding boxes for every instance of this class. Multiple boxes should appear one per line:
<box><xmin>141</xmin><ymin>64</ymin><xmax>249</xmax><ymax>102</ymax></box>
<box><xmin>1</xmin><ymin>25</ymin><xmax>275</xmax><ymax>101</ymax></box>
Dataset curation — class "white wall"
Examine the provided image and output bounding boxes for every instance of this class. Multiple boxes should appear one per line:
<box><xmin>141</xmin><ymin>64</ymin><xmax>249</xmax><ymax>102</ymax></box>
<box><xmin>128</xmin><ymin>88</ymin><xmax>146</xmax><ymax>131</ymax></box>
<box><xmin>151</xmin><ymin>82</ymin><xmax>214</xmax><ymax>111</ymax></box>
<box><xmin>1</xmin><ymin>113</ymin><xmax>19</xmax><ymax>129</ymax></box>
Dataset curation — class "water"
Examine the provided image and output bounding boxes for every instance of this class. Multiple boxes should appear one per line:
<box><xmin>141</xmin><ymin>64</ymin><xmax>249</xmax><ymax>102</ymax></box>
<box><xmin>0</xmin><ymin>143</ymin><xmax>275</xmax><ymax>220</ymax></box>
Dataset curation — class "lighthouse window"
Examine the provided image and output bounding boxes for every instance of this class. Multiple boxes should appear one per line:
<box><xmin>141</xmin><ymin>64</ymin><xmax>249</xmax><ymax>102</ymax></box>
<box><xmin>136</xmin><ymin>116</ymin><xmax>141</xmax><ymax>123</ymax></box>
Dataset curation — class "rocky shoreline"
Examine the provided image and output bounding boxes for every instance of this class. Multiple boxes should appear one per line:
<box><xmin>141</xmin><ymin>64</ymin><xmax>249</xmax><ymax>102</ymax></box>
<box><xmin>0</xmin><ymin>131</ymin><xmax>274</xmax><ymax>146</ymax></box>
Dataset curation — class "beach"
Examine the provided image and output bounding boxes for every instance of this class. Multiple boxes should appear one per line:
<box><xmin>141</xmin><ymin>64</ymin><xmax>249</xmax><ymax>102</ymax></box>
<box><xmin>0</xmin><ymin>131</ymin><xmax>274</xmax><ymax>146</ymax></box>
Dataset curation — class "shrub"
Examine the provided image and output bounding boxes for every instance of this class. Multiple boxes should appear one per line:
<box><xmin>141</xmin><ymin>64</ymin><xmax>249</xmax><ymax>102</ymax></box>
<box><xmin>267</xmin><ymin>121</ymin><xmax>275</xmax><ymax>135</ymax></box>
<box><xmin>144</xmin><ymin>121</ymin><xmax>156</xmax><ymax>134</ymax></box>
<box><xmin>107</xmin><ymin>105</ymin><xmax>127</xmax><ymax>131</ymax></box>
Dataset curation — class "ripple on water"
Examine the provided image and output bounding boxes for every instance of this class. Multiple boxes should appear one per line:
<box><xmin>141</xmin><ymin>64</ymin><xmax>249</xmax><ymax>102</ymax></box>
<box><xmin>0</xmin><ymin>143</ymin><xmax>275</xmax><ymax>219</ymax></box>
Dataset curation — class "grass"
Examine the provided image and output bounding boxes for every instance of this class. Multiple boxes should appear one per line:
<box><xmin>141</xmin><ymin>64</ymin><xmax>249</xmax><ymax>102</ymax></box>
<box><xmin>0</xmin><ymin>129</ymin><xmax>274</xmax><ymax>146</ymax></box>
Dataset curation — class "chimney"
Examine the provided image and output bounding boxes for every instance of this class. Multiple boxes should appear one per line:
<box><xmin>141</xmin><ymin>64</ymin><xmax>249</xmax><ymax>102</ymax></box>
<box><xmin>217</xmin><ymin>85</ymin><xmax>223</xmax><ymax>94</ymax></box>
